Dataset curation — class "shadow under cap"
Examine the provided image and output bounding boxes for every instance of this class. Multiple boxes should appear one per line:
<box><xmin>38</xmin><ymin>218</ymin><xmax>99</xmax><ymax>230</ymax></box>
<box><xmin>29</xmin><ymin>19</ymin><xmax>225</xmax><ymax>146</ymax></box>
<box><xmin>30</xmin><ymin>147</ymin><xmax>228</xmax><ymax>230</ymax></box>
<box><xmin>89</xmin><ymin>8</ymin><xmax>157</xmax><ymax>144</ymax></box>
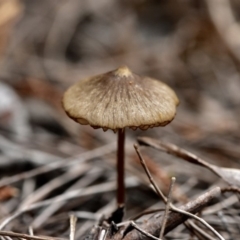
<box><xmin>62</xmin><ymin>66</ymin><xmax>179</xmax><ymax>132</ymax></box>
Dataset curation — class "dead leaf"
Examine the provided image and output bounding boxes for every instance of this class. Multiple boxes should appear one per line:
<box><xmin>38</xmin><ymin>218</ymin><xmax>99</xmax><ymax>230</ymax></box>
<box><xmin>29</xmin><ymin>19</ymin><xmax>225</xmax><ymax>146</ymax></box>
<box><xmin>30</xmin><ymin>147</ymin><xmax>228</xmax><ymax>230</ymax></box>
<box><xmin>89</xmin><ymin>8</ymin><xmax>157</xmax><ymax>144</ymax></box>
<box><xmin>0</xmin><ymin>186</ymin><xmax>18</xmax><ymax>201</ymax></box>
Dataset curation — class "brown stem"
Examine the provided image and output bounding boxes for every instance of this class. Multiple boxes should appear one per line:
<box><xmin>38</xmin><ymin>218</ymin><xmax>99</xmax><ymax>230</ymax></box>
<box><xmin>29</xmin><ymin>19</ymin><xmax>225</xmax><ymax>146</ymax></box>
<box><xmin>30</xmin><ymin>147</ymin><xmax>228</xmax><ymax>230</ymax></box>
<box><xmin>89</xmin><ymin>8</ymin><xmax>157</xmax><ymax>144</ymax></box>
<box><xmin>117</xmin><ymin>128</ymin><xmax>125</xmax><ymax>206</ymax></box>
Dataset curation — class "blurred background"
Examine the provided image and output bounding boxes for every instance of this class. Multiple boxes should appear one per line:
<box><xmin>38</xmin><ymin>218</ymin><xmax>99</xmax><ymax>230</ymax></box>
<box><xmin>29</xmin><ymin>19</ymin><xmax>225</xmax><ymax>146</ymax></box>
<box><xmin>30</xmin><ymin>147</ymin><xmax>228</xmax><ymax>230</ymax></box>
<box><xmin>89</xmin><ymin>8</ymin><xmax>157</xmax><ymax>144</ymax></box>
<box><xmin>0</xmin><ymin>0</ymin><xmax>240</xmax><ymax>239</ymax></box>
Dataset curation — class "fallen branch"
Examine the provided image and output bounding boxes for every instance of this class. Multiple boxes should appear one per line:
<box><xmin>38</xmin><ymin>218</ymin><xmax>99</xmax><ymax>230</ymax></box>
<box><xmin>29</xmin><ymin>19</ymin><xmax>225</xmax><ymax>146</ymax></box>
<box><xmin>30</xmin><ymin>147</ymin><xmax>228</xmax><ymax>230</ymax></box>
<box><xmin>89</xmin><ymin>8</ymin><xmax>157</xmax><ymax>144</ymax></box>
<box><xmin>103</xmin><ymin>186</ymin><xmax>221</xmax><ymax>240</ymax></box>
<box><xmin>133</xmin><ymin>144</ymin><xmax>223</xmax><ymax>240</ymax></box>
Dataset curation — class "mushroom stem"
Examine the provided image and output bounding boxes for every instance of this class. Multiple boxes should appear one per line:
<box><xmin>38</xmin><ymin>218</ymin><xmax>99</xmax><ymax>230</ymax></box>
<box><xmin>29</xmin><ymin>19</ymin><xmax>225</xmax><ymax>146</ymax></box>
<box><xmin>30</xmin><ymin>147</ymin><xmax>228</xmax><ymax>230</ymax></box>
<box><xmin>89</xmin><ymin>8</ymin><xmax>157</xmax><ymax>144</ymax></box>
<box><xmin>117</xmin><ymin>128</ymin><xmax>125</xmax><ymax>207</ymax></box>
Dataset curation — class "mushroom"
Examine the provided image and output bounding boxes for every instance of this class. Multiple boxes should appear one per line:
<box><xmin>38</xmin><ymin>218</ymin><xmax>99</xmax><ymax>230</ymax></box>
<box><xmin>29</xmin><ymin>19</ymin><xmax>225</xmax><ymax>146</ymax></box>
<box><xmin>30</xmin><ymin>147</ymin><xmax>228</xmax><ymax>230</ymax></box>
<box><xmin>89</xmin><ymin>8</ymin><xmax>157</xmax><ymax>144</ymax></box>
<box><xmin>62</xmin><ymin>66</ymin><xmax>179</xmax><ymax>207</ymax></box>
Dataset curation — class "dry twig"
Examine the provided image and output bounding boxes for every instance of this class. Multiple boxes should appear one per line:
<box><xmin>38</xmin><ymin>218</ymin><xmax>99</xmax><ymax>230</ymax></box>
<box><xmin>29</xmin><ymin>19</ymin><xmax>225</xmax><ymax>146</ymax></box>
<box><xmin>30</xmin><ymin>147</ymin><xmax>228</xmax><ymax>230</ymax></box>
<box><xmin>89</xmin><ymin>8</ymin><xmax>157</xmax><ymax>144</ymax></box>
<box><xmin>69</xmin><ymin>214</ymin><xmax>77</xmax><ymax>240</ymax></box>
<box><xmin>133</xmin><ymin>144</ymin><xmax>224</xmax><ymax>240</ymax></box>
<box><xmin>138</xmin><ymin>137</ymin><xmax>240</xmax><ymax>188</ymax></box>
<box><xmin>159</xmin><ymin>177</ymin><xmax>175</xmax><ymax>239</ymax></box>
<box><xmin>130</xmin><ymin>221</ymin><xmax>160</xmax><ymax>240</ymax></box>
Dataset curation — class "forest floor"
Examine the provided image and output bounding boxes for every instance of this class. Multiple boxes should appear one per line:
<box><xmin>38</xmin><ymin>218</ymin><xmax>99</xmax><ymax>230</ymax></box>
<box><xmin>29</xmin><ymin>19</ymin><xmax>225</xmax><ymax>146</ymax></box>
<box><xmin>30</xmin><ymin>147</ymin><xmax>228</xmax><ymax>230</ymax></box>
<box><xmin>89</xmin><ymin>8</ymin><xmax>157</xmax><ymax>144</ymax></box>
<box><xmin>0</xmin><ymin>0</ymin><xmax>240</xmax><ymax>239</ymax></box>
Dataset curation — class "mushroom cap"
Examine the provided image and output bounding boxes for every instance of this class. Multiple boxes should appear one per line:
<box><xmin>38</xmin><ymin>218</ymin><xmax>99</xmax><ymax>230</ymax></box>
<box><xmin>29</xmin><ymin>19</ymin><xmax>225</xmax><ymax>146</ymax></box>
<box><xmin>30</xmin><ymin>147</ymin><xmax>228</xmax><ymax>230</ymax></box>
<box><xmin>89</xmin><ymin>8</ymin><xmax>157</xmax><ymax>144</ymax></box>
<box><xmin>62</xmin><ymin>66</ymin><xmax>179</xmax><ymax>132</ymax></box>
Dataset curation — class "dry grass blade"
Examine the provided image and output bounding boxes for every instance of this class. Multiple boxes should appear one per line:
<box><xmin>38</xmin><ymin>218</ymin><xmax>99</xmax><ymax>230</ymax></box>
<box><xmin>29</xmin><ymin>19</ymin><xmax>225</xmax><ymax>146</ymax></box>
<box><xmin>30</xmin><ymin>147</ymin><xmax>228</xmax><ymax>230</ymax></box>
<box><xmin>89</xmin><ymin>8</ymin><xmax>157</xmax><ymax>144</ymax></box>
<box><xmin>159</xmin><ymin>177</ymin><xmax>175</xmax><ymax>239</ymax></box>
<box><xmin>0</xmin><ymin>230</ymin><xmax>66</xmax><ymax>240</ymax></box>
<box><xmin>138</xmin><ymin>137</ymin><xmax>240</xmax><ymax>188</ymax></box>
<box><xmin>19</xmin><ymin>164</ymin><xmax>90</xmax><ymax>209</ymax></box>
<box><xmin>186</xmin><ymin>220</ymin><xmax>216</xmax><ymax>240</ymax></box>
<box><xmin>0</xmin><ymin>142</ymin><xmax>115</xmax><ymax>188</ymax></box>
<box><xmin>130</xmin><ymin>221</ymin><xmax>161</xmax><ymax>240</ymax></box>
<box><xmin>0</xmin><ymin>178</ymin><xmax>138</xmax><ymax>230</ymax></box>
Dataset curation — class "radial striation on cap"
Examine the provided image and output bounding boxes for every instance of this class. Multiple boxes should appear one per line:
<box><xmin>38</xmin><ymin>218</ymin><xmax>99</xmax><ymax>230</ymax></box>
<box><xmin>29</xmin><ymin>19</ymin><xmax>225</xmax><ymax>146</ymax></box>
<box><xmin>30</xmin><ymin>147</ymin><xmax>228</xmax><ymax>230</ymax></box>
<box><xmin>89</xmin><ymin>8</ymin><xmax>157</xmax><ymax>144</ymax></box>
<box><xmin>62</xmin><ymin>66</ymin><xmax>179</xmax><ymax>132</ymax></box>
